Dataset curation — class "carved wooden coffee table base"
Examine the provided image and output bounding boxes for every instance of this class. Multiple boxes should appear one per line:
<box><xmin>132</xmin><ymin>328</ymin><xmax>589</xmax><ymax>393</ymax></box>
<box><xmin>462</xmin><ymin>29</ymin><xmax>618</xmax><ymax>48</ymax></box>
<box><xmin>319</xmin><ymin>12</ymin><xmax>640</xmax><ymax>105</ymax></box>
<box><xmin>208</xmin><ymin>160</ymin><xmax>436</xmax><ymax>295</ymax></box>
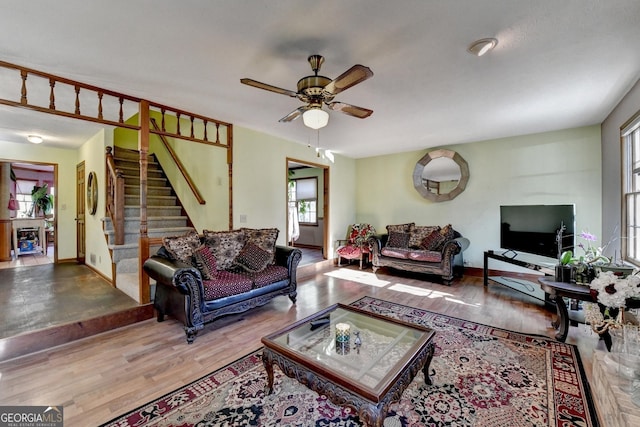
<box><xmin>263</xmin><ymin>342</ymin><xmax>434</xmax><ymax>427</ymax></box>
<box><xmin>261</xmin><ymin>304</ymin><xmax>436</xmax><ymax>427</ymax></box>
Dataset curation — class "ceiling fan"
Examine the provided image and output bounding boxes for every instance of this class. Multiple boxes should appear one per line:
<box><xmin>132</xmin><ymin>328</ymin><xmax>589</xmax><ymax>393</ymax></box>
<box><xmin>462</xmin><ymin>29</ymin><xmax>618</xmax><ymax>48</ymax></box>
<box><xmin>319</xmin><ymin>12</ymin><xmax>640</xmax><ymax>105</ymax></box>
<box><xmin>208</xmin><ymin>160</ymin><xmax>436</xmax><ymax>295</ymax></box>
<box><xmin>240</xmin><ymin>55</ymin><xmax>373</xmax><ymax>129</ymax></box>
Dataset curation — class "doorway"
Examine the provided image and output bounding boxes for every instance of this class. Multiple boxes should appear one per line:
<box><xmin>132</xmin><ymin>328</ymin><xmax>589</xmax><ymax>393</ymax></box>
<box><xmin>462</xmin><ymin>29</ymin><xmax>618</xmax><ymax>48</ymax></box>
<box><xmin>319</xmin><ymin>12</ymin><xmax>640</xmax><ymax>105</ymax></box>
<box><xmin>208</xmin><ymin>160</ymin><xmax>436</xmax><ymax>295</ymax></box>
<box><xmin>1</xmin><ymin>161</ymin><xmax>57</xmax><ymax>268</ymax></box>
<box><xmin>287</xmin><ymin>158</ymin><xmax>329</xmax><ymax>265</ymax></box>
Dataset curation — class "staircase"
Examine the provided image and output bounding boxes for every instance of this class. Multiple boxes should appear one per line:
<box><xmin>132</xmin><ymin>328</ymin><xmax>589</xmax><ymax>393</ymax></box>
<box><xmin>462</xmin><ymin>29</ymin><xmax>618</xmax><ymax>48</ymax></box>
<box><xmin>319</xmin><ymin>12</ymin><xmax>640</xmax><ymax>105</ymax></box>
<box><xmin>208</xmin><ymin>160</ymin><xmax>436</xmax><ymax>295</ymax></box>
<box><xmin>103</xmin><ymin>147</ymin><xmax>195</xmax><ymax>302</ymax></box>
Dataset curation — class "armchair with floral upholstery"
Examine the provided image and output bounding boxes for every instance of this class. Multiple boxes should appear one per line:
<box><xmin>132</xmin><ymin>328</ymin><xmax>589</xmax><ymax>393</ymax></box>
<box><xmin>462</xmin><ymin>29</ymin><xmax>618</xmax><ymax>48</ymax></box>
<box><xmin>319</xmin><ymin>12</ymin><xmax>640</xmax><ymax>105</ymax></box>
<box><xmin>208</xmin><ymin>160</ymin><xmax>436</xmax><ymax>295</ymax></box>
<box><xmin>335</xmin><ymin>223</ymin><xmax>376</xmax><ymax>269</ymax></box>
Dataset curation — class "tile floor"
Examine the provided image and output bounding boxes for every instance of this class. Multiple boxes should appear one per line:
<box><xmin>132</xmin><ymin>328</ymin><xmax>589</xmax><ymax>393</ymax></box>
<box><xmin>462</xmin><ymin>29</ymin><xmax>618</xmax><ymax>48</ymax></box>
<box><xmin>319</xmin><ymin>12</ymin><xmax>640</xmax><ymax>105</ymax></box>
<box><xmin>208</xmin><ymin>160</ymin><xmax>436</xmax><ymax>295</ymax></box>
<box><xmin>0</xmin><ymin>245</ymin><xmax>54</xmax><ymax>270</ymax></box>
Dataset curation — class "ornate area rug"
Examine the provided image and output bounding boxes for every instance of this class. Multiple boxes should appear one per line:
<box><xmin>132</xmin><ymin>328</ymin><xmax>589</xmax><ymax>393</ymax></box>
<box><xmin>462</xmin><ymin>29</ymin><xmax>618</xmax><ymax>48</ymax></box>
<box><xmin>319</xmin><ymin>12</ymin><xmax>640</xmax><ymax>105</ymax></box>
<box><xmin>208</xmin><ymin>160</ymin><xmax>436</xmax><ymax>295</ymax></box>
<box><xmin>102</xmin><ymin>296</ymin><xmax>598</xmax><ymax>426</ymax></box>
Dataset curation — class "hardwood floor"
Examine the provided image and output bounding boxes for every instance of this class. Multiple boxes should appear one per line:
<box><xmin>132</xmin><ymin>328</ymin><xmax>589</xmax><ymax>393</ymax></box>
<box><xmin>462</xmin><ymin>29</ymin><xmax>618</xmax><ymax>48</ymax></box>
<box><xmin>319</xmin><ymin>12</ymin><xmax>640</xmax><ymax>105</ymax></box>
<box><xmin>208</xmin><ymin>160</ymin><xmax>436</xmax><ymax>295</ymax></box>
<box><xmin>0</xmin><ymin>263</ymin><xmax>606</xmax><ymax>426</ymax></box>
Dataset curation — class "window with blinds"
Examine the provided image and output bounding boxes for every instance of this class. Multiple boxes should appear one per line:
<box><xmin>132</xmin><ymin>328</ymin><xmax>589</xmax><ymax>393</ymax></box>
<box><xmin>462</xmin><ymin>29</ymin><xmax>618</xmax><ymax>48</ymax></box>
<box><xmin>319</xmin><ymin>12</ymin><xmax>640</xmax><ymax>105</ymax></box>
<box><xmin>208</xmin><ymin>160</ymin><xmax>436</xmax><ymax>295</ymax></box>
<box><xmin>289</xmin><ymin>177</ymin><xmax>318</xmax><ymax>225</ymax></box>
<box><xmin>622</xmin><ymin>111</ymin><xmax>640</xmax><ymax>264</ymax></box>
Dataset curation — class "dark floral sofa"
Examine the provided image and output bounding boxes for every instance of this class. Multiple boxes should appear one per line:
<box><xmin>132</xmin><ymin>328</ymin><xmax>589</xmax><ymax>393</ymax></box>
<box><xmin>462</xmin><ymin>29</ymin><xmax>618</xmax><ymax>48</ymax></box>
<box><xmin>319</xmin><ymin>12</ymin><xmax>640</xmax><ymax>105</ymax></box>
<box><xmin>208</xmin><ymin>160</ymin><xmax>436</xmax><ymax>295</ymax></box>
<box><xmin>368</xmin><ymin>223</ymin><xmax>466</xmax><ymax>285</ymax></box>
<box><xmin>143</xmin><ymin>228</ymin><xmax>301</xmax><ymax>343</ymax></box>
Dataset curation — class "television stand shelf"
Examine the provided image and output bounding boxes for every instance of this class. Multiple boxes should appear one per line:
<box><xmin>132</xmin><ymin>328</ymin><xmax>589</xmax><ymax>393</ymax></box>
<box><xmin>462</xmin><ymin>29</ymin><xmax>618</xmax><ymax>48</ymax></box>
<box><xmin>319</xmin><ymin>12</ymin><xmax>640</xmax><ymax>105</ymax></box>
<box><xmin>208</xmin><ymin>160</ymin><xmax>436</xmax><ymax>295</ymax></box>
<box><xmin>483</xmin><ymin>250</ymin><xmax>557</xmax><ymax>303</ymax></box>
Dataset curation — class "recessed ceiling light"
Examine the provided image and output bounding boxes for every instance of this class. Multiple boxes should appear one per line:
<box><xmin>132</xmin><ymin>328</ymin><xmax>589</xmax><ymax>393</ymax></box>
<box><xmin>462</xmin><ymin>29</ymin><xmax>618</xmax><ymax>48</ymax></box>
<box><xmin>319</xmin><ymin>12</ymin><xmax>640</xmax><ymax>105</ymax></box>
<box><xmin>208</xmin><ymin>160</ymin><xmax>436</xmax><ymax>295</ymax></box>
<box><xmin>27</xmin><ymin>135</ymin><xmax>43</xmax><ymax>144</ymax></box>
<box><xmin>467</xmin><ymin>38</ymin><xmax>498</xmax><ymax>57</ymax></box>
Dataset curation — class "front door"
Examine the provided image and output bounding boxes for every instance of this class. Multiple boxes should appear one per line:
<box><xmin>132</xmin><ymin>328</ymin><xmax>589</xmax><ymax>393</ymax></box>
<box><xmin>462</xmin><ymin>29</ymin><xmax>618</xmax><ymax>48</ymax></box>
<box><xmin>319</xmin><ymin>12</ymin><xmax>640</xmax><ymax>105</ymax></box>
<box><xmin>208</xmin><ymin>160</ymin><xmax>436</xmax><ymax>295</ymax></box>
<box><xmin>76</xmin><ymin>162</ymin><xmax>86</xmax><ymax>263</ymax></box>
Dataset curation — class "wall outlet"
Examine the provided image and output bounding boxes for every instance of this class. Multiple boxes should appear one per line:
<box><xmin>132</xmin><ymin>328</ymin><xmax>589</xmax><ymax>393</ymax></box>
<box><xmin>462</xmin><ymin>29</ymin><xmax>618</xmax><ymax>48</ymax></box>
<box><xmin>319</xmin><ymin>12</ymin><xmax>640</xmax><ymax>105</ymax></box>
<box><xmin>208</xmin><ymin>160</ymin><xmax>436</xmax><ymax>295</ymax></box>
<box><xmin>239</xmin><ymin>214</ymin><xmax>247</xmax><ymax>223</ymax></box>
<box><xmin>90</xmin><ymin>253</ymin><xmax>96</xmax><ymax>265</ymax></box>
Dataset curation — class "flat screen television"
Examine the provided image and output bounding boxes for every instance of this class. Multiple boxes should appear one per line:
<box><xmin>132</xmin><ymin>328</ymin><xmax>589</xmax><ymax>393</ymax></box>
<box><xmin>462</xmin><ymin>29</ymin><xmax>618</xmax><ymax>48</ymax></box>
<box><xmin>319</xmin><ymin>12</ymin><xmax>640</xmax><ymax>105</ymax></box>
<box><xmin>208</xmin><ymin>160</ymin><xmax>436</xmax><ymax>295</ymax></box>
<box><xmin>500</xmin><ymin>204</ymin><xmax>575</xmax><ymax>259</ymax></box>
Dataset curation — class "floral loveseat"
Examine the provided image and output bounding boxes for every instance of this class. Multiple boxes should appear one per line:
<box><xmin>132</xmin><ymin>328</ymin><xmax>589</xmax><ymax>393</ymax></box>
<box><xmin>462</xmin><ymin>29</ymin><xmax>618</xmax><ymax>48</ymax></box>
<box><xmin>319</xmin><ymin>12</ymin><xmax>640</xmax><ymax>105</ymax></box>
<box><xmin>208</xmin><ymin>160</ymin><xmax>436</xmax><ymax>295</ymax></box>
<box><xmin>143</xmin><ymin>228</ymin><xmax>301</xmax><ymax>343</ymax></box>
<box><xmin>368</xmin><ymin>223</ymin><xmax>465</xmax><ymax>285</ymax></box>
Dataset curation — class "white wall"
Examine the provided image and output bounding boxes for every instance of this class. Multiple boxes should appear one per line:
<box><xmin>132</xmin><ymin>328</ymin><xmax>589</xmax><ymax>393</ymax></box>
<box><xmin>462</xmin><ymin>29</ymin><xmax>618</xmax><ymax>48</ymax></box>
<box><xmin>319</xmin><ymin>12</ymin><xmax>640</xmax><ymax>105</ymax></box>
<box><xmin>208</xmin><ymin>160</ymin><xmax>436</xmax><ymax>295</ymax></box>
<box><xmin>601</xmin><ymin>78</ymin><xmax>640</xmax><ymax>256</ymax></box>
<box><xmin>233</xmin><ymin>126</ymin><xmax>356</xmax><ymax>256</ymax></box>
<box><xmin>356</xmin><ymin>125</ymin><xmax>602</xmax><ymax>270</ymax></box>
<box><xmin>79</xmin><ymin>129</ymin><xmax>114</xmax><ymax>279</ymax></box>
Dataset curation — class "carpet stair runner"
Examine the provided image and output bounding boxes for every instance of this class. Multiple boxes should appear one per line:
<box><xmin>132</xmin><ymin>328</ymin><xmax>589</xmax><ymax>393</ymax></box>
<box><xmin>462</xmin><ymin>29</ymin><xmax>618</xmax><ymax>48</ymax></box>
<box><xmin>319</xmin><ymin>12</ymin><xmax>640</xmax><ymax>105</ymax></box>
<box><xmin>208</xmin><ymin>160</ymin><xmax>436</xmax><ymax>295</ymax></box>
<box><xmin>103</xmin><ymin>146</ymin><xmax>194</xmax><ymax>302</ymax></box>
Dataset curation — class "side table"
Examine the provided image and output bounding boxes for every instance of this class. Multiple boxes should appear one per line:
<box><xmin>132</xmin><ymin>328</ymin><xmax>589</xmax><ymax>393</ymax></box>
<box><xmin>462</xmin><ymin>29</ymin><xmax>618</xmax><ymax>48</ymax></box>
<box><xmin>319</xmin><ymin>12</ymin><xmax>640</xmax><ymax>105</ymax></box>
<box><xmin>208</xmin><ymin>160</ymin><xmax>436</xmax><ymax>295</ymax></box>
<box><xmin>538</xmin><ymin>277</ymin><xmax>593</xmax><ymax>342</ymax></box>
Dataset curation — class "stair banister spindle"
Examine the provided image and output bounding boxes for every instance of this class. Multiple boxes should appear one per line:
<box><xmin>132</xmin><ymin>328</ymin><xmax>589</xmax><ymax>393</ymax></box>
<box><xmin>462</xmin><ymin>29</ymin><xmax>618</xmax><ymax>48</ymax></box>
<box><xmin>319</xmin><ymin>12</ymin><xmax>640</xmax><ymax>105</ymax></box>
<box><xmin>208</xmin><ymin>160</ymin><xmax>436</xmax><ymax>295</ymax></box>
<box><xmin>74</xmin><ymin>85</ymin><xmax>81</xmax><ymax>115</ymax></box>
<box><xmin>97</xmin><ymin>92</ymin><xmax>103</xmax><ymax>120</ymax></box>
<box><xmin>190</xmin><ymin>115</ymin><xmax>195</xmax><ymax>138</ymax></box>
<box><xmin>49</xmin><ymin>78</ymin><xmax>55</xmax><ymax>110</ymax></box>
<box><xmin>118</xmin><ymin>97</ymin><xmax>124</xmax><ymax>123</ymax></box>
<box><xmin>176</xmin><ymin>112</ymin><xmax>181</xmax><ymax>135</ymax></box>
<box><xmin>20</xmin><ymin>70</ymin><xmax>27</xmax><ymax>104</ymax></box>
<box><xmin>216</xmin><ymin>123</ymin><xmax>220</xmax><ymax>144</ymax></box>
<box><xmin>203</xmin><ymin>120</ymin><xmax>208</xmax><ymax>142</ymax></box>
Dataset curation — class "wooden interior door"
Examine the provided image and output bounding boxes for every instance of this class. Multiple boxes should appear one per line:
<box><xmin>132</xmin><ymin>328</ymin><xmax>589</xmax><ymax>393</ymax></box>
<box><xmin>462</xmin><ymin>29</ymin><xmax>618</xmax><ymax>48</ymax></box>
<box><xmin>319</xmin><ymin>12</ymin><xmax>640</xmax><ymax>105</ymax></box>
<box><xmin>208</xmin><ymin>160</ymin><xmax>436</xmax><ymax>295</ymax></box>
<box><xmin>76</xmin><ymin>162</ymin><xmax>86</xmax><ymax>263</ymax></box>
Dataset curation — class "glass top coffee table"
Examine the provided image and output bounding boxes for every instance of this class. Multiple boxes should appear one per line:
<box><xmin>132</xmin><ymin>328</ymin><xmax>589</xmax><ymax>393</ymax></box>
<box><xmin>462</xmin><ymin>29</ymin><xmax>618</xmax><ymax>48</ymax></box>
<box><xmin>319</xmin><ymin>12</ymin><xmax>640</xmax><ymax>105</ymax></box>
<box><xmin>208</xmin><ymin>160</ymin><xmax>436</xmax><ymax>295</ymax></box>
<box><xmin>261</xmin><ymin>303</ymin><xmax>435</xmax><ymax>427</ymax></box>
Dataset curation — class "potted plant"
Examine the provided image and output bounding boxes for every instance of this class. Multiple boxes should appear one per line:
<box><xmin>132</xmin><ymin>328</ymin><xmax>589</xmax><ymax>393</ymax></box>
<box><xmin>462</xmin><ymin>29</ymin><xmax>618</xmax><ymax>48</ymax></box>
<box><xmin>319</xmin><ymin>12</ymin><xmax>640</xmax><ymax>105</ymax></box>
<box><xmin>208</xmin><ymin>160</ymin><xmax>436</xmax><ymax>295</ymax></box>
<box><xmin>30</xmin><ymin>184</ymin><xmax>53</xmax><ymax>217</ymax></box>
<box><xmin>575</xmin><ymin>230</ymin><xmax>635</xmax><ymax>278</ymax></box>
<box><xmin>555</xmin><ymin>250</ymin><xmax>574</xmax><ymax>283</ymax></box>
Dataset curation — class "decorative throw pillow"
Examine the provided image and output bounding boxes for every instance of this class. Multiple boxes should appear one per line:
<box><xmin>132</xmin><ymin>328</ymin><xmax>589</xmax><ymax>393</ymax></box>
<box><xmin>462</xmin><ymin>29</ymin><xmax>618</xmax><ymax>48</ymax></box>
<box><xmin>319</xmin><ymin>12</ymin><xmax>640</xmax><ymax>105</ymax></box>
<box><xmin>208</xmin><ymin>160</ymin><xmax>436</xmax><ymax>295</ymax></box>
<box><xmin>241</xmin><ymin>227</ymin><xmax>279</xmax><ymax>264</ymax></box>
<box><xmin>420</xmin><ymin>229</ymin><xmax>446</xmax><ymax>251</ymax></box>
<box><xmin>409</xmin><ymin>225</ymin><xmax>439</xmax><ymax>248</ymax></box>
<box><xmin>234</xmin><ymin>242</ymin><xmax>272</xmax><ymax>272</ymax></box>
<box><xmin>162</xmin><ymin>230</ymin><xmax>202</xmax><ymax>264</ymax></box>
<box><xmin>202</xmin><ymin>229</ymin><xmax>247</xmax><ymax>270</ymax></box>
<box><xmin>386</xmin><ymin>223</ymin><xmax>414</xmax><ymax>234</ymax></box>
<box><xmin>440</xmin><ymin>224</ymin><xmax>456</xmax><ymax>240</ymax></box>
<box><xmin>192</xmin><ymin>246</ymin><xmax>217</xmax><ymax>280</ymax></box>
<box><xmin>434</xmin><ymin>224</ymin><xmax>456</xmax><ymax>251</ymax></box>
<box><xmin>350</xmin><ymin>224</ymin><xmax>376</xmax><ymax>246</ymax></box>
<box><xmin>387</xmin><ymin>231</ymin><xmax>410</xmax><ymax>249</ymax></box>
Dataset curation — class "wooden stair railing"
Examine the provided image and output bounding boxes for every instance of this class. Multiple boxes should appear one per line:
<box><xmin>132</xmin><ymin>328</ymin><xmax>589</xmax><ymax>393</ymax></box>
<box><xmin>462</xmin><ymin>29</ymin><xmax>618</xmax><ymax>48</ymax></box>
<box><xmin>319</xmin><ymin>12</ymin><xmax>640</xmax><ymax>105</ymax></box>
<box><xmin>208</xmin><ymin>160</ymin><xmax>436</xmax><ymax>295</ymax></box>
<box><xmin>105</xmin><ymin>147</ymin><xmax>125</xmax><ymax>245</ymax></box>
<box><xmin>0</xmin><ymin>60</ymin><xmax>233</xmax><ymax>303</ymax></box>
<box><xmin>150</xmin><ymin>118</ymin><xmax>205</xmax><ymax>205</ymax></box>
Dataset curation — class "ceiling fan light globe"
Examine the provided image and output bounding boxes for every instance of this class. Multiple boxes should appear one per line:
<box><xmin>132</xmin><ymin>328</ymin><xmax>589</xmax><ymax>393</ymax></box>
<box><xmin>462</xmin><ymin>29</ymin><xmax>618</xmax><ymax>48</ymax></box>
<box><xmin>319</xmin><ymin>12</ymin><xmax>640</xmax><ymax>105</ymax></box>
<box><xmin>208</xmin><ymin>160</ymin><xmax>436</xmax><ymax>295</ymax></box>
<box><xmin>303</xmin><ymin>108</ymin><xmax>329</xmax><ymax>129</ymax></box>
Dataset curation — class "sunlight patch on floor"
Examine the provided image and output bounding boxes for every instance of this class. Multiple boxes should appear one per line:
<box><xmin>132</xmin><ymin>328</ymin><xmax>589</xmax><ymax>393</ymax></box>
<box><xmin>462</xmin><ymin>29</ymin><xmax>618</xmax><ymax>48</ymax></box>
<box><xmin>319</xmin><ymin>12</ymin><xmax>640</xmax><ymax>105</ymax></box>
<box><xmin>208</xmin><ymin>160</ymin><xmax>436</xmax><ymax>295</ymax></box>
<box><xmin>388</xmin><ymin>283</ymin><xmax>483</xmax><ymax>307</ymax></box>
<box><xmin>324</xmin><ymin>269</ymin><xmax>390</xmax><ymax>287</ymax></box>
<box><xmin>442</xmin><ymin>297</ymin><xmax>482</xmax><ymax>307</ymax></box>
<box><xmin>388</xmin><ymin>283</ymin><xmax>452</xmax><ymax>297</ymax></box>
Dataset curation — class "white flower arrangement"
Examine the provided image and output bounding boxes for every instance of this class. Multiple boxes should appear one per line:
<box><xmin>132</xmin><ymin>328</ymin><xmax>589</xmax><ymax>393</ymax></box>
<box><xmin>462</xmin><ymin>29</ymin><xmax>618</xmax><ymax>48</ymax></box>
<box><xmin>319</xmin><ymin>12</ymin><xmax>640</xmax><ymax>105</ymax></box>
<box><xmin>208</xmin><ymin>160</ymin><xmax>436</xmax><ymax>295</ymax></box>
<box><xmin>589</xmin><ymin>271</ymin><xmax>640</xmax><ymax>308</ymax></box>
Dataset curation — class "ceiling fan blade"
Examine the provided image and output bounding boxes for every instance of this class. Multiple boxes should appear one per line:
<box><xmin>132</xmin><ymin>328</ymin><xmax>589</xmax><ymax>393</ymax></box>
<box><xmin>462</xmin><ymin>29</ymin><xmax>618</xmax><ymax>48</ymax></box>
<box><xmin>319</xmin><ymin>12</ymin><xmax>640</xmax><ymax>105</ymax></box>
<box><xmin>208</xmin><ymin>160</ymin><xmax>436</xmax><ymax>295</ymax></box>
<box><xmin>323</xmin><ymin>65</ymin><xmax>373</xmax><ymax>95</ymax></box>
<box><xmin>240</xmin><ymin>78</ymin><xmax>298</xmax><ymax>97</ymax></box>
<box><xmin>327</xmin><ymin>102</ymin><xmax>373</xmax><ymax>119</ymax></box>
<box><xmin>279</xmin><ymin>106</ymin><xmax>308</xmax><ymax>123</ymax></box>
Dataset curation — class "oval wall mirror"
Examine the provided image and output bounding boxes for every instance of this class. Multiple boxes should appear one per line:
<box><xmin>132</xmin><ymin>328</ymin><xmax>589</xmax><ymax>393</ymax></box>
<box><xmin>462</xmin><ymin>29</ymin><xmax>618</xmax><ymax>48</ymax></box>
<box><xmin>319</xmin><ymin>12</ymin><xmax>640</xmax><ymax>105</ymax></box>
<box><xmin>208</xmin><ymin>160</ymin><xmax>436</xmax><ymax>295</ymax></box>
<box><xmin>412</xmin><ymin>149</ymin><xmax>469</xmax><ymax>202</ymax></box>
<box><xmin>87</xmin><ymin>171</ymin><xmax>98</xmax><ymax>215</ymax></box>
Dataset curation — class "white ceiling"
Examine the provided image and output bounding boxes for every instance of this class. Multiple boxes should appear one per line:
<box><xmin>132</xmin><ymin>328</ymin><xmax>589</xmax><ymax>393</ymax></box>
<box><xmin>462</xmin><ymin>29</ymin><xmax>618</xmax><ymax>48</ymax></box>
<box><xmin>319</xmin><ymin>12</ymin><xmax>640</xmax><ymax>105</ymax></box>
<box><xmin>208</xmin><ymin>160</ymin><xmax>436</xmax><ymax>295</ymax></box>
<box><xmin>0</xmin><ymin>0</ymin><xmax>639</xmax><ymax>159</ymax></box>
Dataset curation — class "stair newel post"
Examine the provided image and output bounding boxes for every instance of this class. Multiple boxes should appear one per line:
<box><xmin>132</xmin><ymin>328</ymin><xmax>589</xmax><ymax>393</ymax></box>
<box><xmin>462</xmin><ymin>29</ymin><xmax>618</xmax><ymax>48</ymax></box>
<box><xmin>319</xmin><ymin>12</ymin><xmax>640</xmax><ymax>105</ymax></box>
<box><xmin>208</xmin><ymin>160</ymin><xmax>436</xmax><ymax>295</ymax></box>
<box><xmin>138</xmin><ymin>100</ymin><xmax>151</xmax><ymax>304</ymax></box>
